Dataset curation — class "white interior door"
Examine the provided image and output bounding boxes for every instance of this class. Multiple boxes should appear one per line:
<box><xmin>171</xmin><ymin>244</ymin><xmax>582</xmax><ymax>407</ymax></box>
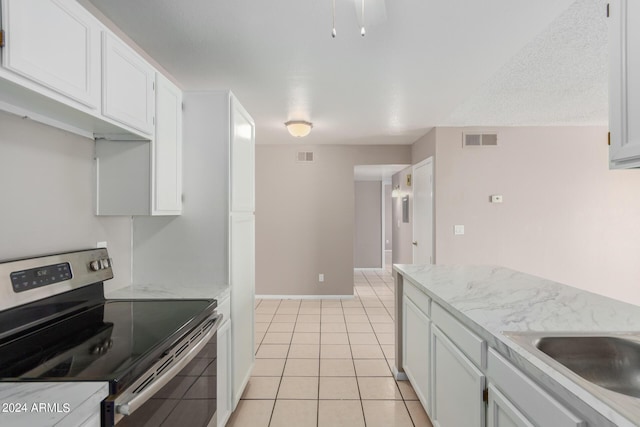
<box><xmin>412</xmin><ymin>158</ymin><xmax>433</xmax><ymax>264</ymax></box>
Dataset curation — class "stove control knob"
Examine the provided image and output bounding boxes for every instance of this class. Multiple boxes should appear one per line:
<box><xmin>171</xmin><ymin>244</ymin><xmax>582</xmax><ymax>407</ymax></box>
<box><xmin>89</xmin><ymin>261</ymin><xmax>100</xmax><ymax>271</ymax></box>
<box><xmin>102</xmin><ymin>259</ymin><xmax>111</xmax><ymax>268</ymax></box>
<box><xmin>90</xmin><ymin>345</ymin><xmax>102</xmax><ymax>355</ymax></box>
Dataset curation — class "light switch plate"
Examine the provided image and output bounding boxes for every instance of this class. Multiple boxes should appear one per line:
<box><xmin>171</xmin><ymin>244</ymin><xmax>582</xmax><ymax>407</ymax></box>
<box><xmin>454</xmin><ymin>225</ymin><xmax>465</xmax><ymax>235</ymax></box>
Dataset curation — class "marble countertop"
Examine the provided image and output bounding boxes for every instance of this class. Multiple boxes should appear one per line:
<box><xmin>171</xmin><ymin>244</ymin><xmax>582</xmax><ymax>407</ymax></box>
<box><xmin>106</xmin><ymin>282</ymin><xmax>229</xmax><ymax>301</ymax></box>
<box><xmin>0</xmin><ymin>382</ymin><xmax>109</xmax><ymax>426</ymax></box>
<box><xmin>394</xmin><ymin>264</ymin><xmax>640</xmax><ymax>426</ymax></box>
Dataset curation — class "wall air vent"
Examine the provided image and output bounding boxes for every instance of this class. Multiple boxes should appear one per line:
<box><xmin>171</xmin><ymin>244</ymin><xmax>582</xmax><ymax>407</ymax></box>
<box><xmin>296</xmin><ymin>151</ymin><xmax>314</xmax><ymax>163</ymax></box>
<box><xmin>463</xmin><ymin>133</ymin><xmax>498</xmax><ymax>147</ymax></box>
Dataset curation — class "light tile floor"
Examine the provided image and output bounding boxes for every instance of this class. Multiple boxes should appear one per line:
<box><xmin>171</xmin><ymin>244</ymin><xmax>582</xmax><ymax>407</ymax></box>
<box><xmin>226</xmin><ymin>269</ymin><xmax>434</xmax><ymax>427</ymax></box>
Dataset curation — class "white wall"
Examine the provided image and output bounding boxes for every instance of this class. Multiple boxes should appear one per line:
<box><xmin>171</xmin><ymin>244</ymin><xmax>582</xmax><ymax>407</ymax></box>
<box><xmin>434</xmin><ymin>126</ymin><xmax>640</xmax><ymax>306</ymax></box>
<box><xmin>0</xmin><ymin>111</ymin><xmax>131</xmax><ymax>292</ymax></box>
<box><xmin>132</xmin><ymin>92</ymin><xmax>229</xmax><ymax>288</ymax></box>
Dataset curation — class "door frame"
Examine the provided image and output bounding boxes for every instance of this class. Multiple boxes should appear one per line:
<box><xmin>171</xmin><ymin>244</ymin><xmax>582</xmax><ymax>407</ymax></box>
<box><xmin>412</xmin><ymin>157</ymin><xmax>434</xmax><ymax>264</ymax></box>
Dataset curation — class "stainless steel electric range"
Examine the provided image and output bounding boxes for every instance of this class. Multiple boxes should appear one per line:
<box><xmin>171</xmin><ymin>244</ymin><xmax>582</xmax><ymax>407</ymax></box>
<box><xmin>0</xmin><ymin>248</ymin><xmax>222</xmax><ymax>426</ymax></box>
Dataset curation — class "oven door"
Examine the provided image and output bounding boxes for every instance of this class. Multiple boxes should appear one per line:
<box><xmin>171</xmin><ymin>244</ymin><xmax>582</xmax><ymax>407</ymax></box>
<box><xmin>102</xmin><ymin>313</ymin><xmax>222</xmax><ymax>427</ymax></box>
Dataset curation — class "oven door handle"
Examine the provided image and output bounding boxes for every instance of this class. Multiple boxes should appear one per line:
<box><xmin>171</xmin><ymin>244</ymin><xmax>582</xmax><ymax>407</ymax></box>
<box><xmin>115</xmin><ymin>313</ymin><xmax>223</xmax><ymax>417</ymax></box>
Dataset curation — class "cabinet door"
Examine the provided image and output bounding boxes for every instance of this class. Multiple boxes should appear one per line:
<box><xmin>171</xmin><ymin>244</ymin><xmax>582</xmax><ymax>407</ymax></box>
<box><xmin>431</xmin><ymin>325</ymin><xmax>485</xmax><ymax>427</ymax></box>
<box><xmin>487</xmin><ymin>349</ymin><xmax>585</xmax><ymax>427</ymax></box>
<box><xmin>230</xmin><ymin>96</ymin><xmax>255</xmax><ymax>213</ymax></box>
<box><xmin>153</xmin><ymin>73</ymin><xmax>182</xmax><ymax>215</ymax></box>
<box><xmin>102</xmin><ymin>32</ymin><xmax>155</xmax><ymax>135</ymax></box>
<box><xmin>609</xmin><ymin>0</ymin><xmax>640</xmax><ymax>168</ymax></box>
<box><xmin>403</xmin><ymin>295</ymin><xmax>431</xmax><ymax>415</ymax></box>
<box><xmin>217</xmin><ymin>319</ymin><xmax>233</xmax><ymax>427</ymax></box>
<box><xmin>487</xmin><ymin>384</ymin><xmax>534</xmax><ymax>427</ymax></box>
<box><xmin>1</xmin><ymin>0</ymin><xmax>100</xmax><ymax>108</ymax></box>
<box><xmin>230</xmin><ymin>213</ymin><xmax>255</xmax><ymax>406</ymax></box>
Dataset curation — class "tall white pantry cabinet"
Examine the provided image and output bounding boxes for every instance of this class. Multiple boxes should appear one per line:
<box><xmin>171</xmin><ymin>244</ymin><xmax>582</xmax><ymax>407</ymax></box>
<box><xmin>130</xmin><ymin>91</ymin><xmax>255</xmax><ymax>427</ymax></box>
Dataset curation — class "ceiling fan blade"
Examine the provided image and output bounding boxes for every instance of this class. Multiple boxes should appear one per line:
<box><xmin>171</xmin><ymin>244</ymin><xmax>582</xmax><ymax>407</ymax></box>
<box><xmin>353</xmin><ymin>0</ymin><xmax>387</xmax><ymax>27</ymax></box>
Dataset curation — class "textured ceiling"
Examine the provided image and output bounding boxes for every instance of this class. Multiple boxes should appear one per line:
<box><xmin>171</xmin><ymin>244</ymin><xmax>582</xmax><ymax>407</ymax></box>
<box><xmin>442</xmin><ymin>0</ymin><xmax>608</xmax><ymax>127</ymax></box>
<box><xmin>84</xmin><ymin>0</ymin><xmax>595</xmax><ymax>145</ymax></box>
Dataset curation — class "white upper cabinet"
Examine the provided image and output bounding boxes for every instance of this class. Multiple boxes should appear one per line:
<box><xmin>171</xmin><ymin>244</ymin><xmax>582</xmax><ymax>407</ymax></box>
<box><xmin>1</xmin><ymin>0</ymin><xmax>101</xmax><ymax>109</ymax></box>
<box><xmin>102</xmin><ymin>32</ymin><xmax>155</xmax><ymax>136</ymax></box>
<box><xmin>609</xmin><ymin>0</ymin><xmax>640</xmax><ymax>168</ymax></box>
<box><xmin>95</xmin><ymin>73</ymin><xmax>182</xmax><ymax>216</ymax></box>
<box><xmin>230</xmin><ymin>97</ymin><xmax>255</xmax><ymax>212</ymax></box>
<box><xmin>153</xmin><ymin>73</ymin><xmax>182</xmax><ymax>215</ymax></box>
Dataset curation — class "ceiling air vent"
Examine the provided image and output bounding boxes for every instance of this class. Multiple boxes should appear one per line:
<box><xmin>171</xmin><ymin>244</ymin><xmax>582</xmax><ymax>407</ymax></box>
<box><xmin>463</xmin><ymin>133</ymin><xmax>498</xmax><ymax>147</ymax></box>
<box><xmin>296</xmin><ymin>151</ymin><xmax>314</xmax><ymax>163</ymax></box>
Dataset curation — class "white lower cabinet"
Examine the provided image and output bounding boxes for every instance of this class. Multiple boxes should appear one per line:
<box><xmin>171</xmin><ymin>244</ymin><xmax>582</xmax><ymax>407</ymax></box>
<box><xmin>487</xmin><ymin>349</ymin><xmax>585</xmax><ymax>427</ymax></box>
<box><xmin>431</xmin><ymin>325</ymin><xmax>486</xmax><ymax>427</ymax></box>
<box><xmin>402</xmin><ymin>294</ymin><xmax>431</xmax><ymax>414</ymax></box>
<box><xmin>217</xmin><ymin>317</ymin><xmax>232</xmax><ymax>427</ymax></box>
<box><xmin>230</xmin><ymin>213</ymin><xmax>255</xmax><ymax>406</ymax></box>
<box><xmin>487</xmin><ymin>384</ymin><xmax>534</xmax><ymax>427</ymax></box>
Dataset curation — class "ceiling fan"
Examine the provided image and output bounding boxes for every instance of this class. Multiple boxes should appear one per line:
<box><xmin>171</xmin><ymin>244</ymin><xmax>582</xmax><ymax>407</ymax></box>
<box><xmin>332</xmin><ymin>0</ymin><xmax>388</xmax><ymax>38</ymax></box>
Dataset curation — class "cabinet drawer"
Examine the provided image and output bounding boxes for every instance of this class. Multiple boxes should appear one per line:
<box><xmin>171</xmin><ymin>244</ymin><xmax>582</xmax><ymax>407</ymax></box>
<box><xmin>404</xmin><ymin>279</ymin><xmax>430</xmax><ymax>316</ymax></box>
<box><xmin>487</xmin><ymin>349</ymin><xmax>585</xmax><ymax>427</ymax></box>
<box><xmin>431</xmin><ymin>303</ymin><xmax>485</xmax><ymax>368</ymax></box>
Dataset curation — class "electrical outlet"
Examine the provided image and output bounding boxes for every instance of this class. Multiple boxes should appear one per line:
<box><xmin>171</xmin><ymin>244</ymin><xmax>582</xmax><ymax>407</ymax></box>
<box><xmin>97</xmin><ymin>241</ymin><xmax>108</xmax><ymax>248</ymax></box>
<box><xmin>454</xmin><ymin>225</ymin><xmax>465</xmax><ymax>235</ymax></box>
<box><xmin>318</xmin><ymin>274</ymin><xmax>325</xmax><ymax>282</ymax></box>
<box><xmin>490</xmin><ymin>194</ymin><xmax>503</xmax><ymax>203</ymax></box>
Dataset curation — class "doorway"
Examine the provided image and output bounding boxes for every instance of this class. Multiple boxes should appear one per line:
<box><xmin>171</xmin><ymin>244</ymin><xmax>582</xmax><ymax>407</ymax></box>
<box><xmin>353</xmin><ymin>165</ymin><xmax>409</xmax><ymax>271</ymax></box>
<box><xmin>412</xmin><ymin>157</ymin><xmax>433</xmax><ymax>264</ymax></box>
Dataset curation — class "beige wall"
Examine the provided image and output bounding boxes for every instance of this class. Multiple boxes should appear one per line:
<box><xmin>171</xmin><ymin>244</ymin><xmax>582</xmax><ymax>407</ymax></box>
<box><xmin>434</xmin><ymin>126</ymin><xmax>640</xmax><ymax>305</ymax></box>
<box><xmin>354</xmin><ymin>181</ymin><xmax>382</xmax><ymax>268</ymax></box>
<box><xmin>0</xmin><ymin>111</ymin><xmax>131</xmax><ymax>292</ymax></box>
<box><xmin>412</xmin><ymin>128</ymin><xmax>437</xmax><ymax>164</ymax></box>
<box><xmin>256</xmin><ymin>144</ymin><xmax>411</xmax><ymax>296</ymax></box>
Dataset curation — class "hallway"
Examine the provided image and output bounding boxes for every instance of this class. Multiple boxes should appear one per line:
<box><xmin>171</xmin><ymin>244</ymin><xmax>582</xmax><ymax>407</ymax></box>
<box><xmin>226</xmin><ymin>269</ymin><xmax>432</xmax><ymax>426</ymax></box>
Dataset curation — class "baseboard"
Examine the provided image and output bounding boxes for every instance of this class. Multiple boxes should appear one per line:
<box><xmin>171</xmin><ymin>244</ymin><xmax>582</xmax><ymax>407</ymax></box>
<box><xmin>354</xmin><ymin>268</ymin><xmax>386</xmax><ymax>272</ymax></box>
<box><xmin>256</xmin><ymin>294</ymin><xmax>355</xmax><ymax>300</ymax></box>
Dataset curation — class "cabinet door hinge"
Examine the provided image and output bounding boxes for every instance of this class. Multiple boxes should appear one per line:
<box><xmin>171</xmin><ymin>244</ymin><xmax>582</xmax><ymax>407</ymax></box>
<box><xmin>608</xmin><ymin>132</ymin><xmax>611</xmax><ymax>146</ymax></box>
<box><xmin>482</xmin><ymin>388</ymin><xmax>489</xmax><ymax>403</ymax></box>
<box><xmin>0</xmin><ymin>30</ymin><xmax>5</xmax><ymax>48</ymax></box>
<box><xmin>606</xmin><ymin>3</ymin><xmax>610</xmax><ymax>17</ymax></box>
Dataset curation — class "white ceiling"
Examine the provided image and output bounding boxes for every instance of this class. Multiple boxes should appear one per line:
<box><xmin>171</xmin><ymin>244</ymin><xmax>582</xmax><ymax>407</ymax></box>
<box><xmin>85</xmin><ymin>0</ymin><xmax>603</xmax><ymax>145</ymax></box>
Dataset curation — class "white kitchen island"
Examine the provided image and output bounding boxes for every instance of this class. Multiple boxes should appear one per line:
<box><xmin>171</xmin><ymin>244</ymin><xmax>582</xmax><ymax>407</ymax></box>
<box><xmin>394</xmin><ymin>264</ymin><xmax>640</xmax><ymax>427</ymax></box>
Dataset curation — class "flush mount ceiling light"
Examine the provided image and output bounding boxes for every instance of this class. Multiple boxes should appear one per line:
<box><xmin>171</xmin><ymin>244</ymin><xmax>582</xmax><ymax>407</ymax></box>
<box><xmin>285</xmin><ymin>120</ymin><xmax>313</xmax><ymax>138</ymax></box>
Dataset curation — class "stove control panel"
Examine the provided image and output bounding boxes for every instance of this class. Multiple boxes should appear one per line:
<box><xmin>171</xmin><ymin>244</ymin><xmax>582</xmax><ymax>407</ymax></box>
<box><xmin>10</xmin><ymin>262</ymin><xmax>72</xmax><ymax>293</ymax></box>
<box><xmin>89</xmin><ymin>258</ymin><xmax>112</xmax><ymax>272</ymax></box>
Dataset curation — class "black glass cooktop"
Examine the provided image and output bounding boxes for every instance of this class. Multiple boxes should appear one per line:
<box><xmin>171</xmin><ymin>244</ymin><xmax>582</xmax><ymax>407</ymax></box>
<box><xmin>0</xmin><ymin>296</ymin><xmax>216</xmax><ymax>393</ymax></box>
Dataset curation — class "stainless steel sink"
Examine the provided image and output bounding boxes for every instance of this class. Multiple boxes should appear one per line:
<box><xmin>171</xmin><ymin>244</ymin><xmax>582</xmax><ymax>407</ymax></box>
<box><xmin>534</xmin><ymin>336</ymin><xmax>640</xmax><ymax>398</ymax></box>
<box><xmin>503</xmin><ymin>331</ymin><xmax>640</xmax><ymax>424</ymax></box>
